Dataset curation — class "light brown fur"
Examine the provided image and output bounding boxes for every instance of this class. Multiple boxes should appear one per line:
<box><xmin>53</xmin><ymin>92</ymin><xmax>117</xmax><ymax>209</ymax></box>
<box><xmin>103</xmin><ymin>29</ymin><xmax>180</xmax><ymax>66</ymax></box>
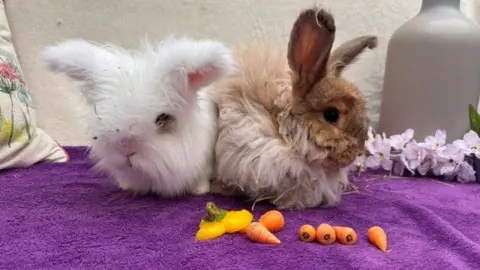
<box><xmin>208</xmin><ymin>7</ymin><xmax>377</xmax><ymax>209</ymax></box>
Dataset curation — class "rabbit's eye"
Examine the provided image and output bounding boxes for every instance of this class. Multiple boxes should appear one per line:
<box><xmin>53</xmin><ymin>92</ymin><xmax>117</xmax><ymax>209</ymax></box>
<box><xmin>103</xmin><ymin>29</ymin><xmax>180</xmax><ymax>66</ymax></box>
<box><xmin>323</xmin><ymin>107</ymin><xmax>340</xmax><ymax>124</ymax></box>
<box><xmin>155</xmin><ymin>113</ymin><xmax>174</xmax><ymax>127</ymax></box>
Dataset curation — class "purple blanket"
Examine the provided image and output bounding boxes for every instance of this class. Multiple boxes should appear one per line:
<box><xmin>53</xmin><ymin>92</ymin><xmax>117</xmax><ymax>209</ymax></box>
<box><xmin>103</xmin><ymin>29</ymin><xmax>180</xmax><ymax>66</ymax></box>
<box><xmin>1</xmin><ymin>147</ymin><xmax>480</xmax><ymax>269</ymax></box>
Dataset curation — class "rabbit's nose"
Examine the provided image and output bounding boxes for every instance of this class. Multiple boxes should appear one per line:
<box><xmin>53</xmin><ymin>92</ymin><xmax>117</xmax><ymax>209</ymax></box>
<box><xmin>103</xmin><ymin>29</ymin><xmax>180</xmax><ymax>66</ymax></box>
<box><xmin>117</xmin><ymin>138</ymin><xmax>138</xmax><ymax>157</ymax></box>
<box><xmin>118</xmin><ymin>147</ymin><xmax>137</xmax><ymax>157</ymax></box>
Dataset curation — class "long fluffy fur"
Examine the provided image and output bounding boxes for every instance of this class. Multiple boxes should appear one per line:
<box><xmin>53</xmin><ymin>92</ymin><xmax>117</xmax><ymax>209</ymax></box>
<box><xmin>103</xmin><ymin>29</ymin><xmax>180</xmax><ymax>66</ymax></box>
<box><xmin>209</xmin><ymin>7</ymin><xmax>375</xmax><ymax>210</ymax></box>
<box><xmin>42</xmin><ymin>37</ymin><xmax>235</xmax><ymax>196</ymax></box>
<box><xmin>209</xmin><ymin>44</ymin><xmax>349</xmax><ymax>209</ymax></box>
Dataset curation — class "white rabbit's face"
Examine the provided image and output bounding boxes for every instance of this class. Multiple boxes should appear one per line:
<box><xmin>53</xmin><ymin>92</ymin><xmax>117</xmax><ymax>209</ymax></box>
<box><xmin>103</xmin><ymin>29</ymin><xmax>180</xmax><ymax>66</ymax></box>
<box><xmin>81</xmin><ymin>56</ymin><xmax>191</xmax><ymax>144</ymax></box>
<box><xmin>42</xmin><ymin>37</ymin><xmax>235</xmax><ymax>148</ymax></box>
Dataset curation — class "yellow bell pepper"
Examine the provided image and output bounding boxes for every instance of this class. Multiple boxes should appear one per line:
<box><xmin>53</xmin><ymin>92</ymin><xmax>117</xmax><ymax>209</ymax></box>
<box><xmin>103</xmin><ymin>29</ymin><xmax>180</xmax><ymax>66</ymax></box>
<box><xmin>195</xmin><ymin>220</ymin><xmax>226</xmax><ymax>241</ymax></box>
<box><xmin>195</xmin><ymin>202</ymin><xmax>254</xmax><ymax>241</ymax></box>
<box><xmin>221</xmin><ymin>209</ymin><xmax>254</xmax><ymax>233</ymax></box>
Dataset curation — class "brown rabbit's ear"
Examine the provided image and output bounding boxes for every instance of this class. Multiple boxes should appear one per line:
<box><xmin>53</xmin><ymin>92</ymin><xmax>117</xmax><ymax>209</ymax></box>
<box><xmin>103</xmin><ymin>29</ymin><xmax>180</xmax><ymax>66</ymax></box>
<box><xmin>287</xmin><ymin>8</ymin><xmax>335</xmax><ymax>98</ymax></box>
<box><xmin>327</xmin><ymin>36</ymin><xmax>378</xmax><ymax>77</ymax></box>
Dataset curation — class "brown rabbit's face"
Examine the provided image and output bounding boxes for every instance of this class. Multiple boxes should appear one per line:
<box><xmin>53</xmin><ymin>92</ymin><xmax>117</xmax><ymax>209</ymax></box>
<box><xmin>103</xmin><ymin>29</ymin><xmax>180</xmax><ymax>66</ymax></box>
<box><xmin>297</xmin><ymin>77</ymin><xmax>368</xmax><ymax>169</ymax></box>
<box><xmin>287</xmin><ymin>7</ymin><xmax>376</xmax><ymax>169</ymax></box>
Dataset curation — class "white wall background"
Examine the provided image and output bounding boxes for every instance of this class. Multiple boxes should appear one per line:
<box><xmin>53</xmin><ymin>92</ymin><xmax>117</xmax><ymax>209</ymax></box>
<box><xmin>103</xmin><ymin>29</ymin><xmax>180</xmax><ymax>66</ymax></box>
<box><xmin>4</xmin><ymin>0</ymin><xmax>480</xmax><ymax>145</ymax></box>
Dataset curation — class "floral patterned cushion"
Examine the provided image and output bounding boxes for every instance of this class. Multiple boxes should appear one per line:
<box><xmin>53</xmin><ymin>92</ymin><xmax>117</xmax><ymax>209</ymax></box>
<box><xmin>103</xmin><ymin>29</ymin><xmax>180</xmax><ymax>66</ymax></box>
<box><xmin>0</xmin><ymin>1</ymin><xmax>67</xmax><ymax>169</ymax></box>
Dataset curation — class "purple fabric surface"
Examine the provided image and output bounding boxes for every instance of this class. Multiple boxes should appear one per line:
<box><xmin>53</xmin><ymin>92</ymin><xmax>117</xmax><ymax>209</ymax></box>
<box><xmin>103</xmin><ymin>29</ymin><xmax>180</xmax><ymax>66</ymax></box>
<box><xmin>1</xmin><ymin>147</ymin><xmax>480</xmax><ymax>269</ymax></box>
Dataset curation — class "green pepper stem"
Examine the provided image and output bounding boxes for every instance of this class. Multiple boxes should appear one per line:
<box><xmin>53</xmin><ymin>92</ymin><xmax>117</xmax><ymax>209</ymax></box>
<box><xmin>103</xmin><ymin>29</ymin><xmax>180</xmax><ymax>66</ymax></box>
<box><xmin>203</xmin><ymin>202</ymin><xmax>227</xmax><ymax>222</ymax></box>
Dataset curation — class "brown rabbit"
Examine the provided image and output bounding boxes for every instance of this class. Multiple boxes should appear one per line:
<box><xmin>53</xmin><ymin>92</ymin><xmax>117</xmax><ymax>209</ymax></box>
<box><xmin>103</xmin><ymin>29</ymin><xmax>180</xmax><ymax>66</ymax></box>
<box><xmin>209</xmin><ymin>7</ymin><xmax>377</xmax><ymax>209</ymax></box>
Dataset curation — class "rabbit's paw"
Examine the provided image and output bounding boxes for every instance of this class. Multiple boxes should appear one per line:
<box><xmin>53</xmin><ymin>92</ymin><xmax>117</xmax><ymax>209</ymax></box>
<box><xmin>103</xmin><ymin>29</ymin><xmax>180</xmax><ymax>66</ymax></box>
<box><xmin>191</xmin><ymin>177</ymin><xmax>211</xmax><ymax>196</ymax></box>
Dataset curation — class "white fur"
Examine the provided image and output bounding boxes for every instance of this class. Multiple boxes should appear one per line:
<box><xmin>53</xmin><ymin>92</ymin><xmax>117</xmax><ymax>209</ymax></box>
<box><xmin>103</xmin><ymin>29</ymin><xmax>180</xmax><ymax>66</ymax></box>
<box><xmin>42</xmin><ymin>37</ymin><xmax>235</xmax><ymax>196</ymax></box>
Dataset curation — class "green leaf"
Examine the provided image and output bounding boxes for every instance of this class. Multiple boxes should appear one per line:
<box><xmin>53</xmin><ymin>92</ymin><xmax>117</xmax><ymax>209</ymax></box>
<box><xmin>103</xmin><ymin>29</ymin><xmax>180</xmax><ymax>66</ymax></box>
<box><xmin>468</xmin><ymin>104</ymin><xmax>480</xmax><ymax>134</ymax></box>
<box><xmin>16</xmin><ymin>86</ymin><xmax>33</xmax><ymax>107</ymax></box>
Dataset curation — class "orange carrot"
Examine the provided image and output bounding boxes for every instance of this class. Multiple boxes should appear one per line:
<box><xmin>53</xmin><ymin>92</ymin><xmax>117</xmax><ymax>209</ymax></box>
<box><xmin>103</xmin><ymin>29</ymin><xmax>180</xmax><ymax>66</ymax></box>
<box><xmin>333</xmin><ymin>226</ymin><xmax>357</xmax><ymax>245</ymax></box>
<box><xmin>316</xmin><ymin>223</ymin><xmax>336</xmax><ymax>245</ymax></box>
<box><xmin>246</xmin><ymin>222</ymin><xmax>281</xmax><ymax>245</ymax></box>
<box><xmin>368</xmin><ymin>226</ymin><xmax>388</xmax><ymax>252</ymax></box>
<box><xmin>298</xmin><ymin>224</ymin><xmax>316</xmax><ymax>242</ymax></box>
<box><xmin>259</xmin><ymin>210</ymin><xmax>285</xmax><ymax>232</ymax></box>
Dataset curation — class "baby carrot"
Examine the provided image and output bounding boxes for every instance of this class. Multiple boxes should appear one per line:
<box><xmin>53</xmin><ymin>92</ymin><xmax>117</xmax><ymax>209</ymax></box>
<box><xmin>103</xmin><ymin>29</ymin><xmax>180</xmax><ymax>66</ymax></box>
<box><xmin>368</xmin><ymin>226</ymin><xmax>388</xmax><ymax>252</ymax></box>
<box><xmin>316</xmin><ymin>223</ymin><xmax>336</xmax><ymax>245</ymax></box>
<box><xmin>259</xmin><ymin>210</ymin><xmax>285</xmax><ymax>232</ymax></box>
<box><xmin>298</xmin><ymin>224</ymin><xmax>316</xmax><ymax>242</ymax></box>
<box><xmin>246</xmin><ymin>222</ymin><xmax>281</xmax><ymax>245</ymax></box>
<box><xmin>333</xmin><ymin>226</ymin><xmax>357</xmax><ymax>245</ymax></box>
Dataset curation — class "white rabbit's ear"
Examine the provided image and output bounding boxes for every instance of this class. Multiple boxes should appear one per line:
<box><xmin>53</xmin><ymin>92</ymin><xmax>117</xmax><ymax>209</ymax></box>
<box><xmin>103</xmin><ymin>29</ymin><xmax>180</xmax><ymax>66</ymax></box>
<box><xmin>41</xmin><ymin>39</ymin><xmax>112</xmax><ymax>83</ymax></box>
<box><xmin>162</xmin><ymin>37</ymin><xmax>235</xmax><ymax>92</ymax></box>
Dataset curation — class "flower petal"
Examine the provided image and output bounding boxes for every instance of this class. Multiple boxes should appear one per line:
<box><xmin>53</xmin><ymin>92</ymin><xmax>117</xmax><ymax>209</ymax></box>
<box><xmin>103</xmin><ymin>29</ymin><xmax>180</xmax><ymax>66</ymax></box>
<box><xmin>435</xmin><ymin>129</ymin><xmax>447</xmax><ymax>144</ymax></box>
<box><xmin>453</xmin><ymin>139</ymin><xmax>469</xmax><ymax>150</ymax></box>
<box><xmin>381</xmin><ymin>159</ymin><xmax>393</xmax><ymax>171</ymax></box>
<box><xmin>388</xmin><ymin>135</ymin><xmax>403</xmax><ymax>150</ymax></box>
<box><xmin>432</xmin><ymin>165</ymin><xmax>443</xmax><ymax>176</ymax></box>
<box><xmin>417</xmin><ymin>162</ymin><xmax>431</xmax><ymax>176</ymax></box>
<box><xmin>456</xmin><ymin>162</ymin><xmax>476</xmax><ymax>183</ymax></box>
<box><xmin>403</xmin><ymin>143</ymin><xmax>419</xmax><ymax>159</ymax></box>
<box><xmin>424</xmin><ymin>136</ymin><xmax>434</xmax><ymax>145</ymax></box>
<box><xmin>463</xmin><ymin>130</ymin><xmax>479</xmax><ymax>144</ymax></box>
<box><xmin>366</xmin><ymin>142</ymin><xmax>377</xmax><ymax>155</ymax></box>
<box><xmin>409</xmin><ymin>159</ymin><xmax>422</xmax><ymax>170</ymax></box>
<box><xmin>400</xmin><ymin>155</ymin><xmax>413</xmax><ymax>173</ymax></box>
<box><xmin>439</xmin><ymin>164</ymin><xmax>455</xmax><ymax>175</ymax></box>
<box><xmin>365</xmin><ymin>156</ymin><xmax>380</xmax><ymax>169</ymax></box>
<box><xmin>403</xmin><ymin>129</ymin><xmax>414</xmax><ymax>141</ymax></box>
<box><xmin>379</xmin><ymin>144</ymin><xmax>392</xmax><ymax>157</ymax></box>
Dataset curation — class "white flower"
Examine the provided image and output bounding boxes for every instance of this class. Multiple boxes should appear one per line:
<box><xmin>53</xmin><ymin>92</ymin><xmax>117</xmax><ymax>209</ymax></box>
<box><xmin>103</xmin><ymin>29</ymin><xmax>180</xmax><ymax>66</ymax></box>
<box><xmin>420</xmin><ymin>129</ymin><xmax>447</xmax><ymax>151</ymax></box>
<box><xmin>454</xmin><ymin>161</ymin><xmax>476</xmax><ymax>183</ymax></box>
<box><xmin>389</xmin><ymin>129</ymin><xmax>414</xmax><ymax>151</ymax></box>
<box><xmin>432</xmin><ymin>144</ymin><xmax>465</xmax><ymax>176</ymax></box>
<box><xmin>453</xmin><ymin>130</ymin><xmax>480</xmax><ymax>158</ymax></box>
<box><xmin>358</xmin><ymin>128</ymin><xmax>478</xmax><ymax>183</ymax></box>
<box><xmin>365</xmin><ymin>136</ymin><xmax>393</xmax><ymax>171</ymax></box>
<box><xmin>401</xmin><ymin>141</ymin><xmax>428</xmax><ymax>173</ymax></box>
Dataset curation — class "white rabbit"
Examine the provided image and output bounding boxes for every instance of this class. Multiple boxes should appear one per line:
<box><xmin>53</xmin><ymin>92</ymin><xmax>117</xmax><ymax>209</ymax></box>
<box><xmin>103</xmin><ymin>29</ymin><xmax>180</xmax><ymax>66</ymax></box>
<box><xmin>42</xmin><ymin>37</ymin><xmax>235</xmax><ymax>197</ymax></box>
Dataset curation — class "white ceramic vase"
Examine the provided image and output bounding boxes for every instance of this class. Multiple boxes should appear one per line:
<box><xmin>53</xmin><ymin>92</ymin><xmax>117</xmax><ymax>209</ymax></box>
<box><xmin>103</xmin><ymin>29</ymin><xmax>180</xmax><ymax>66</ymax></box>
<box><xmin>378</xmin><ymin>0</ymin><xmax>480</xmax><ymax>141</ymax></box>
